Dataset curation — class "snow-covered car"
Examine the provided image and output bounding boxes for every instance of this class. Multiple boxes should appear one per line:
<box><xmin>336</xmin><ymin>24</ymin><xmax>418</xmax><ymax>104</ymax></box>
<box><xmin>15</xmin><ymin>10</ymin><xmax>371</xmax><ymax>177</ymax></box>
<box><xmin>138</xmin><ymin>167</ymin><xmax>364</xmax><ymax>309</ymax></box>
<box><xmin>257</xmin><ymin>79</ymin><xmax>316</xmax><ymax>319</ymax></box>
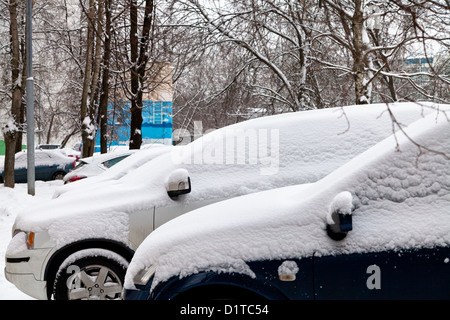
<box><xmin>123</xmin><ymin>111</ymin><xmax>450</xmax><ymax>300</ymax></box>
<box><xmin>0</xmin><ymin>149</ymin><xmax>77</xmax><ymax>183</ymax></box>
<box><xmin>4</xmin><ymin>102</ymin><xmax>448</xmax><ymax>300</ymax></box>
<box><xmin>63</xmin><ymin>150</ymin><xmax>138</xmax><ymax>183</ymax></box>
<box><xmin>53</xmin><ymin>144</ymin><xmax>172</xmax><ymax>195</ymax></box>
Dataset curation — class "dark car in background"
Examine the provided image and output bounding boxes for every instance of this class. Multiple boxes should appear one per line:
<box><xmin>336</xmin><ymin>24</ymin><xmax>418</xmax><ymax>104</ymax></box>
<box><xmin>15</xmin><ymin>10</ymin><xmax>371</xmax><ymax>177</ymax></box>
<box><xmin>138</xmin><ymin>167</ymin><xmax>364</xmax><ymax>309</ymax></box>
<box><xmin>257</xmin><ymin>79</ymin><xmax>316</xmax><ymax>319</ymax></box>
<box><xmin>0</xmin><ymin>149</ymin><xmax>76</xmax><ymax>183</ymax></box>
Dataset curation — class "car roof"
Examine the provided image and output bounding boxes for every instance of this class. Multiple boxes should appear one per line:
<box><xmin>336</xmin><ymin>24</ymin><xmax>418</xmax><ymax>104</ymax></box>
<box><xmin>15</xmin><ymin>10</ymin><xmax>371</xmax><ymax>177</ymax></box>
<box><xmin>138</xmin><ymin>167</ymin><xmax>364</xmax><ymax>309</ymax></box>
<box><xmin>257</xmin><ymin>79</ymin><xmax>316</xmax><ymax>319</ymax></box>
<box><xmin>119</xmin><ymin>101</ymin><xmax>449</xmax><ymax>199</ymax></box>
<box><xmin>124</xmin><ymin>109</ymin><xmax>450</xmax><ymax>291</ymax></box>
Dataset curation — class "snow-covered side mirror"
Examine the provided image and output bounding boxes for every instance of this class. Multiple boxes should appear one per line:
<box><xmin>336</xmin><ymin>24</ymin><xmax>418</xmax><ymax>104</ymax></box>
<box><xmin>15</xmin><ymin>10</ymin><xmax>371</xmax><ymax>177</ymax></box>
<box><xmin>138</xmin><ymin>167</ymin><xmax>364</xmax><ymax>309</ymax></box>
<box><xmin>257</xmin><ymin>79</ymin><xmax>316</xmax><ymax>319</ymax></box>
<box><xmin>166</xmin><ymin>168</ymin><xmax>191</xmax><ymax>199</ymax></box>
<box><xmin>326</xmin><ymin>191</ymin><xmax>353</xmax><ymax>241</ymax></box>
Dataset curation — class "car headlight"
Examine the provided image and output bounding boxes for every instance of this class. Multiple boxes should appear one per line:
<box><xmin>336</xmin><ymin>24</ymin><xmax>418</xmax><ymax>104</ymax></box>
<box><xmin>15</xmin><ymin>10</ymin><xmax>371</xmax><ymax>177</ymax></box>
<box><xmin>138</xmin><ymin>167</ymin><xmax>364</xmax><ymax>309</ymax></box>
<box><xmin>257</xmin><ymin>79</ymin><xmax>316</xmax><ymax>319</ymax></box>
<box><xmin>25</xmin><ymin>232</ymin><xmax>35</xmax><ymax>249</ymax></box>
<box><xmin>133</xmin><ymin>265</ymin><xmax>157</xmax><ymax>286</ymax></box>
<box><xmin>12</xmin><ymin>229</ymin><xmax>35</xmax><ymax>249</ymax></box>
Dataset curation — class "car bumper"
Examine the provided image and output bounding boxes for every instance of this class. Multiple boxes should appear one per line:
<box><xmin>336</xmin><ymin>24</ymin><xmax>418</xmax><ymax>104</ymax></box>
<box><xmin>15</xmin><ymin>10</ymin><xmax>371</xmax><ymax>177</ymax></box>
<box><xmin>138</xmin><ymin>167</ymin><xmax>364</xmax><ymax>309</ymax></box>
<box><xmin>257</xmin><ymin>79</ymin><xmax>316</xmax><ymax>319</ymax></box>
<box><xmin>5</xmin><ymin>247</ymin><xmax>53</xmax><ymax>300</ymax></box>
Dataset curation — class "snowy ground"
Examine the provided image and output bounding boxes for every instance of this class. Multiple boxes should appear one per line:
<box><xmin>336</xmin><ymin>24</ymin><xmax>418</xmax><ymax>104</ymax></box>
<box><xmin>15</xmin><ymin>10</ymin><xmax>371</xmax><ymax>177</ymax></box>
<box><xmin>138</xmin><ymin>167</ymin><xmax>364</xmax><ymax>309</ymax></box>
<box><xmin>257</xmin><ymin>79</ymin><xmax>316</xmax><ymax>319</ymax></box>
<box><xmin>0</xmin><ymin>181</ymin><xmax>62</xmax><ymax>300</ymax></box>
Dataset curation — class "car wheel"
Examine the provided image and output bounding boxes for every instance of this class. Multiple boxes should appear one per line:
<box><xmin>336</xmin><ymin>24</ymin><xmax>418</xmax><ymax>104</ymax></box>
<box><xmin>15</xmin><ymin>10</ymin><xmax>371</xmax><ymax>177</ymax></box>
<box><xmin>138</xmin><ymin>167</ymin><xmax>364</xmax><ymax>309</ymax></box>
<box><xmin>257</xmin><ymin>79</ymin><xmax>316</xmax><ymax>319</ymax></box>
<box><xmin>52</xmin><ymin>172</ymin><xmax>66</xmax><ymax>180</ymax></box>
<box><xmin>53</xmin><ymin>250</ymin><xmax>128</xmax><ymax>300</ymax></box>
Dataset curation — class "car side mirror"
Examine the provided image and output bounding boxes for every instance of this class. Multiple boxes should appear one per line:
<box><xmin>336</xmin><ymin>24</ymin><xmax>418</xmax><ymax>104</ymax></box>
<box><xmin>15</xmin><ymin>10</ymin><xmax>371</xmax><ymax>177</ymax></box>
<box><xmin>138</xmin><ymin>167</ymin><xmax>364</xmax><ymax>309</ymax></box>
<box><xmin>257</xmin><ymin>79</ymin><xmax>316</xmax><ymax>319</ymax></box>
<box><xmin>326</xmin><ymin>191</ymin><xmax>353</xmax><ymax>241</ymax></box>
<box><xmin>166</xmin><ymin>168</ymin><xmax>191</xmax><ymax>199</ymax></box>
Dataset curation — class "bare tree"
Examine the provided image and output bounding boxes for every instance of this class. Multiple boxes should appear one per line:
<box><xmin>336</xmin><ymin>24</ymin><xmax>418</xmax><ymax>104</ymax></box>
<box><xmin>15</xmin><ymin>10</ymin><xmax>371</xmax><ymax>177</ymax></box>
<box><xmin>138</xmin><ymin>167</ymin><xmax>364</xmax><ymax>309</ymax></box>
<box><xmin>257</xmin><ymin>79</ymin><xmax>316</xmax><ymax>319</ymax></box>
<box><xmin>98</xmin><ymin>0</ymin><xmax>111</xmax><ymax>153</ymax></box>
<box><xmin>129</xmin><ymin>0</ymin><xmax>155</xmax><ymax>150</ymax></box>
<box><xmin>317</xmin><ymin>0</ymin><xmax>450</xmax><ymax>104</ymax></box>
<box><xmin>79</xmin><ymin>0</ymin><xmax>97</xmax><ymax>157</ymax></box>
<box><xmin>2</xmin><ymin>0</ymin><xmax>25</xmax><ymax>188</ymax></box>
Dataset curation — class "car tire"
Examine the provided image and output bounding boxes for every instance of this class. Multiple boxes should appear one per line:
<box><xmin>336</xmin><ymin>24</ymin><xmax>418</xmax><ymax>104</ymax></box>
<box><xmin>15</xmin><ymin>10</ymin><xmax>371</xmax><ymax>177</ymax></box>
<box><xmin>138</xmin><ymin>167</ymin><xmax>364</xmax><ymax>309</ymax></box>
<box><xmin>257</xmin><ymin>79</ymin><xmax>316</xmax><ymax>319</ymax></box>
<box><xmin>53</xmin><ymin>250</ymin><xmax>128</xmax><ymax>300</ymax></box>
<box><xmin>52</xmin><ymin>171</ymin><xmax>66</xmax><ymax>180</ymax></box>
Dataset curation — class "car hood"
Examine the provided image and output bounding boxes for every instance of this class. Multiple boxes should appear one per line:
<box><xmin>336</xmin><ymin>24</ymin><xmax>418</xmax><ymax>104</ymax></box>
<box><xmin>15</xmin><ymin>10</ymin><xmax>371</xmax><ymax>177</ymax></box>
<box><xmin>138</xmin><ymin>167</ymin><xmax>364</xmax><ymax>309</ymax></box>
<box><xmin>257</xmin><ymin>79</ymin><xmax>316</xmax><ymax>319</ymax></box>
<box><xmin>124</xmin><ymin>112</ymin><xmax>450</xmax><ymax>291</ymax></box>
<box><xmin>14</xmin><ymin>176</ymin><xmax>170</xmax><ymax>248</ymax></box>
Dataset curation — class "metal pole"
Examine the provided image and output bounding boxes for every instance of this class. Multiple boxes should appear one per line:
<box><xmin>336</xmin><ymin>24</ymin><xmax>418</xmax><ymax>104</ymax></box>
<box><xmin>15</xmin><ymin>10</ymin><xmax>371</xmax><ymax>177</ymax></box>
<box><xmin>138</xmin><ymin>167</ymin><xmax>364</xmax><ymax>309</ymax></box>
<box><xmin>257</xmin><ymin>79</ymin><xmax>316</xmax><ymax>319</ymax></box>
<box><xmin>26</xmin><ymin>0</ymin><xmax>35</xmax><ymax>196</ymax></box>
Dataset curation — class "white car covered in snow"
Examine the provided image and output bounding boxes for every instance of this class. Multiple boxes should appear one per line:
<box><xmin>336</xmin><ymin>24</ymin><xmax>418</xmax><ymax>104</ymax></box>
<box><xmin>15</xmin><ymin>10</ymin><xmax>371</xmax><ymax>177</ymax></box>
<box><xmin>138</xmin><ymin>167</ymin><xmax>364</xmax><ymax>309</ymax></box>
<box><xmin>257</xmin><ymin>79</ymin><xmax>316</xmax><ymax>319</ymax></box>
<box><xmin>55</xmin><ymin>144</ymin><xmax>172</xmax><ymax>192</ymax></box>
<box><xmin>4</xmin><ymin>102</ymin><xmax>449</xmax><ymax>300</ymax></box>
<box><xmin>63</xmin><ymin>150</ymin><xmax>138</xmax><ymax>183</ymax></box>
<box><xmin>124</xmin><ymin>110</ymin><xmax>450</xmax><ymax>300</ymax></box>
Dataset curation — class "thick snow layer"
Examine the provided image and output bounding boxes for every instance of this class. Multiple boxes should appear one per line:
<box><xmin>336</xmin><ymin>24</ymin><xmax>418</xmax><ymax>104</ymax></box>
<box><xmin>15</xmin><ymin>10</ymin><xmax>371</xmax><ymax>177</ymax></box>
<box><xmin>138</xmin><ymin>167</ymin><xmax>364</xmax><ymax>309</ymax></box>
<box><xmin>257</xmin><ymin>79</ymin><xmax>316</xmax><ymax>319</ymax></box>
<box><xmin>327</xmin><ymin>191</ymin><xmax>353</xmax><ymax>224</ymax></box>
<box><xmin>0</xmin><ymin>181</ymin><xmax>62</xmax><ymax>300</ymax></box>
<box><xmin>12</xmin><ymin>102</ymin><xmax>450</xmax><ymax>251</ymax></box>
<box><xmin>124</xmin><ymin>111</ymin><xmax>450</xmax><ymax>291</ymax></box>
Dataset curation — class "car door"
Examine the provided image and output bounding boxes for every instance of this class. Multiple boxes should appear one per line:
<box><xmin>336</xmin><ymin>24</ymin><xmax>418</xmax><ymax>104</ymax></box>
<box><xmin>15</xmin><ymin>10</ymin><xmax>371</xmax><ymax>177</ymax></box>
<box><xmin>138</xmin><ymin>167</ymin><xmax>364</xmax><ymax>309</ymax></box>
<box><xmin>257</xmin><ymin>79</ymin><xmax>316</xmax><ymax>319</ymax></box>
<box><xmin>34</xmin><ymin>152</ymin><xmax>53</xmax><ymax>181</ymax></box>
<box><xmin>154</xmin><ymin>197</ymin><xmax>224</xmax><ymax>230</ymax></box>
<box><xmin>313</xmin><ymin>246</ymin><xmax>449</xmax><ymax>299</ymax></box>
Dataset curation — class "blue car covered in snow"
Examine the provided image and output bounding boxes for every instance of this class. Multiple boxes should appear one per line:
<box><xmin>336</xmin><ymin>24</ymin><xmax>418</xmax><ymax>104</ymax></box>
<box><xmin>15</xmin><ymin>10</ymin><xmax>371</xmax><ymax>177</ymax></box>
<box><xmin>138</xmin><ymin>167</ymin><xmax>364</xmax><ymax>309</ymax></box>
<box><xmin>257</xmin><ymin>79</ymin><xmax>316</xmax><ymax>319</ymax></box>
<box><xmin>0</xmin><ymin>149</ymin><xmax>76</xmax><ymax>183</ymax></box>
<box><xmin>124</xmin><ymin>111</ymin><xmax>450</xmax><ymax>300</ymax></box>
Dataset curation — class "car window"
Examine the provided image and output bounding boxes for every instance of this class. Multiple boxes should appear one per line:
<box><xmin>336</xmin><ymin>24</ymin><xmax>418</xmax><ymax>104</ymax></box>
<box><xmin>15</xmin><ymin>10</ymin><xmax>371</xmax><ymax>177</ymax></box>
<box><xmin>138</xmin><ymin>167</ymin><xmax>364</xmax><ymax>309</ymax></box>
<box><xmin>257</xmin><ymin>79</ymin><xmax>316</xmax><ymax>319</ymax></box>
<box><xmin>102</xmin><ymin>155</ymin><xmax>129</xmax><ymax>168</ymax></box>
<box><xmin>74</xmin><ymin>161</ymin><xmax>88</xmax><ymax>170</ymax></box>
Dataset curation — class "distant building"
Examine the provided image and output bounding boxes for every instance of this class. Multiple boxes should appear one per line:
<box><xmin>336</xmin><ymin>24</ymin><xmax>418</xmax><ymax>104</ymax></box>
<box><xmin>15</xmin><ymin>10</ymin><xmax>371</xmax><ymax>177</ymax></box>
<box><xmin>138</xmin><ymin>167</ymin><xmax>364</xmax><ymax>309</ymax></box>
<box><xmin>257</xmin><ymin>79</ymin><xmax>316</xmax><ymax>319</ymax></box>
<box><xmin>94</xmin><ymin>63</ymin><xmax>174</xmax><ymax>152</ymax></box>
<box><xmin>403</xmin><ymin>56</ymin><xmax>434</xmax><ymax>87</ymax></box>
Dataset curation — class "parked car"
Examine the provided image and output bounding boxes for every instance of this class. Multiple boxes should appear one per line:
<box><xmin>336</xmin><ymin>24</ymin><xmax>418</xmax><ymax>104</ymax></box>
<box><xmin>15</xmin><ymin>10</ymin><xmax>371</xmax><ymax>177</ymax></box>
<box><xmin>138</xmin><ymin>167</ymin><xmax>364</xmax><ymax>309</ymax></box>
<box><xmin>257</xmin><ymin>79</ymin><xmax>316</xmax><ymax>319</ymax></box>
<box><xmin>123</xmin><ymin>111</ymin><xmax>450</xmax><ymax>300</ymax></box>
<box><xmin>53</xmin><ymin>144</ymin><xmax>172</xmax><ymax>195</ymax></box>
<box><xmin>4</xmin><ymin>102</ymin><xmax>448</xmax><ymax>300</ymax></box>
<box><xmin>63</xmin><ymin>150</ymin><xmax>138</xmax><ymax>183</ymax></box>
<box><xmin>0</xmin><ymin>149</ymin><xmax>77</xmax><ymax>183</ymax></box>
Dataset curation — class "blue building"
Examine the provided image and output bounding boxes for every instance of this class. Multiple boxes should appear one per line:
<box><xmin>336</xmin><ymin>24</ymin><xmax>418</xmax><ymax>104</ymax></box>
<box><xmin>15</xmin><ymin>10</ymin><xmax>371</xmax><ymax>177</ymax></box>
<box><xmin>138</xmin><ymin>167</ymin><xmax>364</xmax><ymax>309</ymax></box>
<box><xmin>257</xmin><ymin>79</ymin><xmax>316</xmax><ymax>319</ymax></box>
<box><xmin>95</xmin><ymin>100</ymin><xmax>173</xmax><ymax>152</ymax></box>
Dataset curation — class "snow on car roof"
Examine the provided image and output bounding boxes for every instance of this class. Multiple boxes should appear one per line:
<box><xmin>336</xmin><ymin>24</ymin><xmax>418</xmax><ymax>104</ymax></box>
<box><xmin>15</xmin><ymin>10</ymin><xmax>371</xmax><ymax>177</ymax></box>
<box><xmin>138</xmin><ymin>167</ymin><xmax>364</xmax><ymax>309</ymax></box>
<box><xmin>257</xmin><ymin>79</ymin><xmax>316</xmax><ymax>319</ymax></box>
<box><xmin>124</xmin><ymin>110</ymin><xmax>450</xmax><ymax>291</ymax></box>
<box><xmin>13</xmin><ymin>102</ymin><xmax>450</xmax><ymax>249</ymax></box>
<box><xmin>120</xmin><ymin>101</ymin><xmax>449</xmax><ymax>199</ymax></box>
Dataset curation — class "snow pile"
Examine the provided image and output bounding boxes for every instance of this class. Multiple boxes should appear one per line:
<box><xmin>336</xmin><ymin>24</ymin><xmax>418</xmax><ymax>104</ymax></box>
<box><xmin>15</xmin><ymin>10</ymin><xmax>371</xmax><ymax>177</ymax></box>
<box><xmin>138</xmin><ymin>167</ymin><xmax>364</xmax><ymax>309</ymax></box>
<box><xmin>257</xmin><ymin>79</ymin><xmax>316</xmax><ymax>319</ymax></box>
<box><xmin>6</xmin><ymin>232</ymin><xmax>27</xmax><ymax>256</ymax></box>
<box><xmin>278</xmin><ymin>261</ymin><xmax>299</xmax><ymax>277</ymax></box>
<box><xmin>0</xmin><ymin>181</ymin><xmax>63</xmax><ymax>300</ymax></box>
<box><xmin>2</xmin><ymin>118</ymin><xmax>18</xmax><ymax>135</ymax></box>
<box><xmin>124</xmin><ymin>111</ymin><xmax>450</xmax><ymax>291</ymax></box>
<box><xmin>327</xmin><ymin>191</ymin><xmax>353</xmax><ymax>224</ymax></box>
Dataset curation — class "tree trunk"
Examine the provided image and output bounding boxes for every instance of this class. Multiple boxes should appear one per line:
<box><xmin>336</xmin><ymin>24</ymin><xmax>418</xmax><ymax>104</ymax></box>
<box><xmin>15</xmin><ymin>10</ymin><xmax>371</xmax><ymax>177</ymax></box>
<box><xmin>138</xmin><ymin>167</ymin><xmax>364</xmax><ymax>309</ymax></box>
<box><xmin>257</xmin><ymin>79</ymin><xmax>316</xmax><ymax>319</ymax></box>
<box><xmin>15</xmin><ymin>32</ymin><xmax>27</xmax><ymax>153</ymax></box>
<box><xmin>129</xmin><ymin>0</ymin><xmax>154</xmax><ymax>150</ymax></box>
<box><xmin>99</xmin><ymin>0</ymin><xmax>110</xmax><ymax>154</ymax></box>
<box><xmin>46</xmin><ymin>112</ymin><xmax>55</xmax><ymax>144</ymax></box>
<box><xmin>3</xmin><ymin>0</ymin><xmax>23</xmax><ymax>188</ymax></box>
<box><xmin>80</xmin><ymin>0</ymin><xmax>95</xmax><ymax>158</ymax></box>
<box><xmin>129</xmin><ymin>0</ymin><xmax>141</xmax><ymax>150</ymax></box>
<box><xmin>352</xmin><ymin>0</ymin><xmax>370</xmax><ymax>104</ymax></box>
